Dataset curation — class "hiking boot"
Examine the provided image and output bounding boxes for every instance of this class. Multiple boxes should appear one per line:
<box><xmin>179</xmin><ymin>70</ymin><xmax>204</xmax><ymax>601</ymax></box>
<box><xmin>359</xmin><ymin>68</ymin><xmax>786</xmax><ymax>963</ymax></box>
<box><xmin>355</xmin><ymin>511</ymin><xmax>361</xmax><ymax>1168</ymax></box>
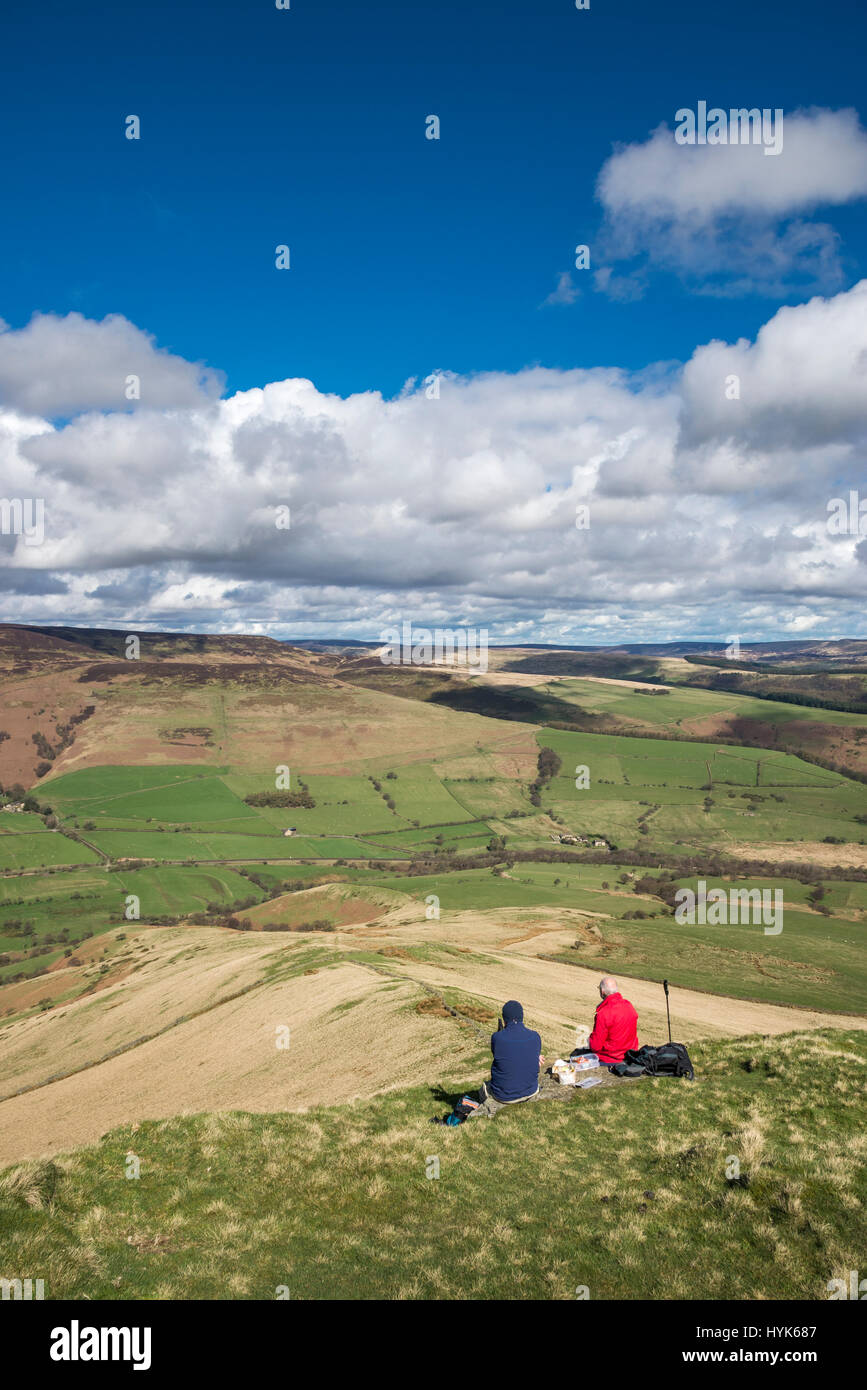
<box><xmin>478</xmin><ymin>1081</ymin><xmax>489</xmax><ymax>1103</ymax></box>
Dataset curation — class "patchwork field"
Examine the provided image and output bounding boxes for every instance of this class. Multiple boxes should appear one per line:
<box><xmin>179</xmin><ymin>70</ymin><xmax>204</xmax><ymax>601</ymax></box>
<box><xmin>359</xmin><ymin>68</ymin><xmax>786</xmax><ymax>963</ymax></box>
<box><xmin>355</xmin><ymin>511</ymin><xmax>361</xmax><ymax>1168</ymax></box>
<box><xmin>535</xmin><ymin>726</ymin><xmax>867</xmax><ymax>855</ymax></box>
<box><xmin>3</xmin><ymin>686</ymin><xmax>867</xmax><ymax>1012</ymax></box>
<box><xmin>464</xmin><ymin>666</ymin><xmax>867</xmax><ymax>780</ymax></box>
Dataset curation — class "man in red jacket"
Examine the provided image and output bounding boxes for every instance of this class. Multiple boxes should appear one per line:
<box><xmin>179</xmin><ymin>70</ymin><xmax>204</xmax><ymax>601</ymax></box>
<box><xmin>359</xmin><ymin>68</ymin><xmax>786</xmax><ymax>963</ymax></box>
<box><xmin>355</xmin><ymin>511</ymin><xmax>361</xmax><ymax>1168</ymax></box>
<box><xmin>585</xmin><ymin>976</ymin><xmax>639</xmax><ymax>1065</ymax></box>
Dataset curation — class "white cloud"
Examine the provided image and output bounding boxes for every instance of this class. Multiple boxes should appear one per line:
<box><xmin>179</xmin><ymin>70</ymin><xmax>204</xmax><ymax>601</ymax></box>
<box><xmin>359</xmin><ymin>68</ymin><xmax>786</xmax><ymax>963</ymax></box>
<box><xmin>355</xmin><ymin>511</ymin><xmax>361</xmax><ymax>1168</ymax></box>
<box><xmin>594</xmin><ymin>107</ymin><xmax>867</xmax><ymax>297</ymax></box>
<box><xmin>0</xmin><ymin>289</ymin><xmax>866</xmax><ymax>642</ymax></box>
<box><xmin>0</xmin><ymin>312</ymin><xmax>224</xmax><ymax>417</ymax></box>
<box><xmin>598</xmin><ymin>108</ymin><xmax>867</xmax><ymax>220</ymax></box>
<box><xmin>679</xmin><ymin>279</ymin><xmax>867</xmax><ymax>448</ymax></box>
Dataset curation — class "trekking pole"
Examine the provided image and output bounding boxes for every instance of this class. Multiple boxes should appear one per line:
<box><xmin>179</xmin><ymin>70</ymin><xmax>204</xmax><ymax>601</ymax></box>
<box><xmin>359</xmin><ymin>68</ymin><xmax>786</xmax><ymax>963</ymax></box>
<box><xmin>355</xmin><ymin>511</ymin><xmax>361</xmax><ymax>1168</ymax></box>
<box><xmin>663</xmin><ymin>979</ymin><xmax>672</xmax><ymax>1044</ymax></box>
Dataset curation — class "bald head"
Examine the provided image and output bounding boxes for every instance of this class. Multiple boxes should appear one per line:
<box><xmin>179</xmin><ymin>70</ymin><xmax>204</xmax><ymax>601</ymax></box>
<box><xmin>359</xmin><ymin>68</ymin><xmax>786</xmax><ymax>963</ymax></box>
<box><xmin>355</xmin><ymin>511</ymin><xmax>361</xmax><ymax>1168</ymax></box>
<box><xmin>599</xmin><ymin>976</ymin><xmax>618</xmax><ymax>998</ymax></box>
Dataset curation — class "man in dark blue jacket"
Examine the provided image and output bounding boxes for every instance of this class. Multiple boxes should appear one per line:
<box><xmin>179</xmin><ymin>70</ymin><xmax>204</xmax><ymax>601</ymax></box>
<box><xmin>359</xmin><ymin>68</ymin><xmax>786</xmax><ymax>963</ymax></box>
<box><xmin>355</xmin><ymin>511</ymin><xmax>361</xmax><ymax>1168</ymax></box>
<box><xmin>468</xmin><ymin>1000</ymin><xmax>543</xmax><ymax>1118</ymax></box>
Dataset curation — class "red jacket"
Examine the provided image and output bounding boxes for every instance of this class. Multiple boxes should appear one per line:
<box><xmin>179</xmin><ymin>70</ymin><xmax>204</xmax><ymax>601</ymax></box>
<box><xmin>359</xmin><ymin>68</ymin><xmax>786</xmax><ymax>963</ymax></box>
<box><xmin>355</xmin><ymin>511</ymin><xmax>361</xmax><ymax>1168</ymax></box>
<box><xmin>588</xmin><ymin>992</ymin><xmax>638</xmax><ymax>1064</ymax></box>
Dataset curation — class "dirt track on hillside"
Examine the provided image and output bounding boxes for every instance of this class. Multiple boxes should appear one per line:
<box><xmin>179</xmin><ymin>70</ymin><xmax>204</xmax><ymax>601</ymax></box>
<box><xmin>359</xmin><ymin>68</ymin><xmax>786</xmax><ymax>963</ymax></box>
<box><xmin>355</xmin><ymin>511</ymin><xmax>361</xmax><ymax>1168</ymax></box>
<box><xmin>372</xmin><ymin>943</ymin><xmax>865</xmax><ymax>1045</ymax></box>
<box><xmin>472</xmin><ymin>672</ymin><xmax>554</xmax><ymax>688</ymax></box>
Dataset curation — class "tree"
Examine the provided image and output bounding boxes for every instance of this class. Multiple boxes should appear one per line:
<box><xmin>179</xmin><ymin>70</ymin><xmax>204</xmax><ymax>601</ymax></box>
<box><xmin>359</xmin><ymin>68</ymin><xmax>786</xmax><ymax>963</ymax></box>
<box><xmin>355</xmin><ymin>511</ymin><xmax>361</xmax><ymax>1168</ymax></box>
<box><xmin>537</xmin><ymin>747</ymin><xmax>562</xmax><ymax>782</ymax></box>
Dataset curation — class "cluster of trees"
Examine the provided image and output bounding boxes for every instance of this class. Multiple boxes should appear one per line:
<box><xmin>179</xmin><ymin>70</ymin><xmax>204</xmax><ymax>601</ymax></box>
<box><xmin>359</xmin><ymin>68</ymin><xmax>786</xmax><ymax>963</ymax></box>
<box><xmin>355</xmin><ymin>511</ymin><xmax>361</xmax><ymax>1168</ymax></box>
<box><xmin>602</xmin><ymin>866</ymin><xmax>843</xmax><ymax>920</ymax></box>
<box><xmin>2</xmin><ymin>964</ymin><xmax>51</xmax><ymax>984</ymax></box>
<box><xmin>0</xmin><ymin>919</ymin><xmax>37</xmax><ymax>937</ymax></box>
<box><xmin>182</xmin><ymin>893</ymin><xmax>263</xmax><ymax>928</ymax></box>
<box><xmin>750</xmin><ymin>687</ymin><xmax>867</xmax><ymax>714</ymax></box>
<box><xmin>261</xmin><ymin>920</ymin><xmax>334</xmax><ymax>933</ymax></box>
<box><xmin>603</xmin><ymin>848</ymin><xmax>867</xmax><ymax>884</ymax></box>
<box><xmin>368</xmin><ymin>774</ymin><xmax>397</xmax><ymax>813</ymax></box>
<box><xmin>0</xmin><ymin>931</ymin><xmax>85</xmax><ymax>980</ymax></box>
<box><xmin>32</xmin><ymin>730</ymin><xmax>56</xmax><ymax>761</ymax></box>
<box><xmin>222</xmin><ymin>915</ymin><xmax>332</xmax><ymax>932</ymax></box>
<box><xmin>244</xmin><ymin>788</ymin><xmax>316</xmax><ymax>809</ymax></box>
<box><xmin>806</xmin><ymin>883</ymin><xmax>831</xmax><ymax>915</ymax></box>
<box><xmin>529</xmin><ymin>747</ymin><xmax>562</xmax><ymax>807</ymax></box>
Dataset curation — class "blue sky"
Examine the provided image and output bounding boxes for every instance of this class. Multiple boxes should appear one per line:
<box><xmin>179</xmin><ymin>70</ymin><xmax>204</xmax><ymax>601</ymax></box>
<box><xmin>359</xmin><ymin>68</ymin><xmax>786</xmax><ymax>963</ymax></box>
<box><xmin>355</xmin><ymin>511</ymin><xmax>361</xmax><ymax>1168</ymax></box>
<box><xmin>0</xmin><ymin>0</ymin><xmax>866</xmax><ymax>644</ymax></box>
<box><xmin>2</xmin><ymin>0</ymin><xmax>865</xmax><ymax>397</ymax></box>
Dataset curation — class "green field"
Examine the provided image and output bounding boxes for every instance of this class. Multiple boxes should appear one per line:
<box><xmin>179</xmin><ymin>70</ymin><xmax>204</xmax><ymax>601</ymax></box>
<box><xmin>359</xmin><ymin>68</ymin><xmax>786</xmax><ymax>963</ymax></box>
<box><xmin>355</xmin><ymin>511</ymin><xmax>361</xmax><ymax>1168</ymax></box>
<box><xmin>31</xmin><ymin>762</ymin><xmax>501</xmax><ymax>871</ymax></box>
<box><xmin>85</xmin><ymin>830</ymin><xmax>394</xmax><ymax>862</ymax></box>
<box><xmin>45</xmin><ymin>761</ymin><xmax>483</xmax><ymax>840</ymax></box>
<box><xmin>46</xmin><ymin>766</ymin><xmax>267</xmax><ymax>827</ymax></box>
<box><xmin>0</xmin><ymin>812</ymin><xmax>57</xmax><ymax>834</ymax></box>
<box><xmin>538</xmin><ymin>727</ymin><xmax>845</xmax><ymax>790</ymax></box>
<box><xmin>6</xmin><ymin>839</ymin><xmax>861</xmax><ymax>1011</ymax></box>
<box><xmin>0</xmin><ymin>832</ymin><xmax>99</xmax><ymax>871</ymax></box>
<box><xmin>113</xmin><ymin>865</ymin><xmax>265</xmax><ymax>917</ymax></box>
<box><xmin>535</xmin><ymin>727</ymin><xmax>867</xmax><ymax>853</ymax></box>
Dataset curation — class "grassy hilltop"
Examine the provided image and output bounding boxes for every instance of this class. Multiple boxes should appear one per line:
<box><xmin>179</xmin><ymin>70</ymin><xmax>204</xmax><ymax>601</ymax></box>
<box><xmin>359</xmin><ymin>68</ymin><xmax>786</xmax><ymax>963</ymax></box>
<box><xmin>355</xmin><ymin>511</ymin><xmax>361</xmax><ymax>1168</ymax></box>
<box><xmin>2</xmin><ymin>1029</ymin><xmax>864</xmax><ymax>1300</ymax></box>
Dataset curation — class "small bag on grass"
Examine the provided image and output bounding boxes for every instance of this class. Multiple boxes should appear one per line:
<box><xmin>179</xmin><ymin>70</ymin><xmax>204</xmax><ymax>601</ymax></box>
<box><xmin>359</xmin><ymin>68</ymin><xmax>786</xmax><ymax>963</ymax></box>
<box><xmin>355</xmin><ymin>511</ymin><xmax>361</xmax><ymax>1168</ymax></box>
<box><xmin>444</xmin><ymin>1094</ymin><xmax>482</xmax><ymax>1125</ymax></box>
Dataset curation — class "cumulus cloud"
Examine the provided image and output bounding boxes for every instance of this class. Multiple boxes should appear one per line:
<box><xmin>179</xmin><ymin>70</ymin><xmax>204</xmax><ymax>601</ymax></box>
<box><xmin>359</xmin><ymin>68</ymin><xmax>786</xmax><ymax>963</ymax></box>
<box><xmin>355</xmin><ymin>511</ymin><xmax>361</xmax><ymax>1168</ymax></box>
<box><xmin>0</xmin><ymin>312</ymin><xmax>224</xmax><ymax>418</ymax></box>
<box><xmin>679</xmin><ymin>279</ymin><xmax>867</xmax><ymax>449</ymax></box>
<box><xmin>594</xmin><ymin>107</ymin><xmax>867</xmax><ymax>297</ymax></box>
<box><xmin>0</xmin><ymin>289</ymin><xmax>866</xmax><ymax>643</ymax></box>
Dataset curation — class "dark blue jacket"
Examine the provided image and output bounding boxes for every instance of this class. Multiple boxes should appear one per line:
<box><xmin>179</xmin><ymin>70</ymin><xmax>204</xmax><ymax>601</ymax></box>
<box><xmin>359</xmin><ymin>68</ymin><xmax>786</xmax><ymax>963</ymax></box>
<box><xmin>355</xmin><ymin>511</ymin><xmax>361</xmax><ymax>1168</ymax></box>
<box><xmin>490</xmin><ymin>1020</ymin><xmax>542</xmax><ymax>1102</ymax></box>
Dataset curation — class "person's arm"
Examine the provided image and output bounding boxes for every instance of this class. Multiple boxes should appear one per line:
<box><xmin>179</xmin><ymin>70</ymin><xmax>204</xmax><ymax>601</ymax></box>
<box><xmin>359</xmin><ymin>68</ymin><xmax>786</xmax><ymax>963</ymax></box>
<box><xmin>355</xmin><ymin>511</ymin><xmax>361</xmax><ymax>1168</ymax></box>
<box><xmin>587</xmin><ymin>1005</ymin><xmax>608</xmax><ymax>1056</ymax></box>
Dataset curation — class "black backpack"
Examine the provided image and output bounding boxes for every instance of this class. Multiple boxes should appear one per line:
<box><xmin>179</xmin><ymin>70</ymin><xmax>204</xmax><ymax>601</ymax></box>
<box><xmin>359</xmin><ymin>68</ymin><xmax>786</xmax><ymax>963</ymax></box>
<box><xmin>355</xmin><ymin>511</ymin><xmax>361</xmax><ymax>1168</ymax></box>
<box><xmin>613</xmin><ymin>1043</ymin><xmax>695</xmax><ymax>1081</ymax></box>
